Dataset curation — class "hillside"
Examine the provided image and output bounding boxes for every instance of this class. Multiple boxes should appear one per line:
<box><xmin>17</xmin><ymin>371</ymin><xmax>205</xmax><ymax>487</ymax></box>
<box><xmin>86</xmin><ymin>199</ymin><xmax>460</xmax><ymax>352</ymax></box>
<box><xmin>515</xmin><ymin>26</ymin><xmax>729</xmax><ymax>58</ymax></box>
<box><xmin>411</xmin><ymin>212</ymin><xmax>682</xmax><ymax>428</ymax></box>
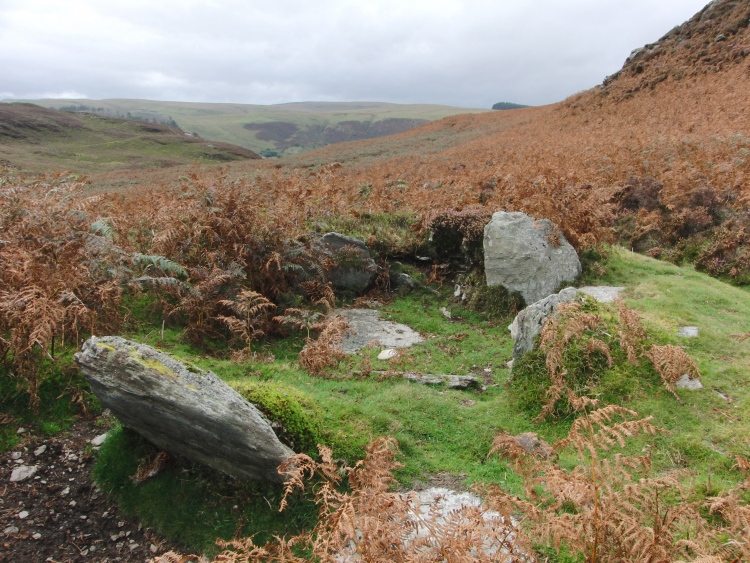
<box><xmin>4</xmin><ymin>1</ymin><xmax>750</xmax><ymax>562</ymax></box>
<box><xmin>14</xmin><ymin>99</ymin><xmax>489</xmax><ymax>157</ymax></box>
<box><xmin>0</xmin><ymin>103</ymin><xmax>260</xmax><ymax>173</ymax></box>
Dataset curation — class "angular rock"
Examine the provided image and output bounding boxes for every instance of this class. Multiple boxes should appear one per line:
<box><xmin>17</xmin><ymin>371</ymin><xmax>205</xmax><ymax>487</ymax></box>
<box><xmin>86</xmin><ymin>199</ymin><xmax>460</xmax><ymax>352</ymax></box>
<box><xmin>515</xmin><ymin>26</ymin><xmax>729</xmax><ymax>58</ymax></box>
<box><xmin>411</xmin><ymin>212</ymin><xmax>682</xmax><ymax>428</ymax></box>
<box><xmin>10</xmin><ymin>465</ymin><xmax>37</xmax><ymax>483</ymax></box>
<box><xmin>675</xmin><ymin>374</ymin><xmax>703</xmax><ymax>391</ymax></box>
<box><xmin>483</xmin><ymin>212</ymin><xmax>581</xmax><ymax>305</ymax></box>
<box><xmin>319</xmin><ymin>232</ymin><xmax>377</xmax><ymax>294</ymax></box>
<box><xmin>90</xmin><ymin>433</ymin><xmax>109</xmax><ymax>447</ymax></box>
<box><xmin>513</xmin><ymin>433</ymin><xmax>554</xmax><ymax>459</ymax></box>
<box><xmin>377</xmin><ymin>349</ymin><xmax>399</xmax><ymax>360</ymax></box>
<box><xmin>75</xmin><ymin>336</ymin><xmax>293</xmax><ymax>482</ymax></box>
<box><xmin>509</xmin><ymin>287</ymin><xmax>579</xmax><ymax>360</ymax></box>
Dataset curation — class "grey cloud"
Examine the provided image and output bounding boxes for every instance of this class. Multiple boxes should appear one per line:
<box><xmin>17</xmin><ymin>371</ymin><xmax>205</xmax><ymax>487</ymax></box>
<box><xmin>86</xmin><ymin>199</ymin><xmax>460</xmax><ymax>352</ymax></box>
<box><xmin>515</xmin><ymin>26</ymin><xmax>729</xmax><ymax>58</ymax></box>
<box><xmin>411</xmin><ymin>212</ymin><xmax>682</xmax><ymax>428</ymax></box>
<box><xmin>0</xmin><ymin>0</ymin><xmax>709</xmax><ymax>107</ymax></box>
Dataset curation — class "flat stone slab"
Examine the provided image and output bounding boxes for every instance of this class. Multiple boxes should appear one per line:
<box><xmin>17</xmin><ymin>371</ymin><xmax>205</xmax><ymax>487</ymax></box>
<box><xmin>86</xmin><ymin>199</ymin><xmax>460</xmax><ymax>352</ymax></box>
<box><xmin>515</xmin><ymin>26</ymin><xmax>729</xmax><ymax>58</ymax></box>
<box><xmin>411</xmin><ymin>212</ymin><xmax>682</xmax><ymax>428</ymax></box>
<box><xmin>678</xmin><ymin>326</ymin><xmax>700</xmax><ymax>338</ymax></box>
<box><xmin>335</xmin><ymin>309</ymin><xmax>424</xmax><ymax>354</ymax></box>
<box><xmin>578</xmin><ymin>286</ymin><xmax>626</xmax><ymax>303</ymax></box>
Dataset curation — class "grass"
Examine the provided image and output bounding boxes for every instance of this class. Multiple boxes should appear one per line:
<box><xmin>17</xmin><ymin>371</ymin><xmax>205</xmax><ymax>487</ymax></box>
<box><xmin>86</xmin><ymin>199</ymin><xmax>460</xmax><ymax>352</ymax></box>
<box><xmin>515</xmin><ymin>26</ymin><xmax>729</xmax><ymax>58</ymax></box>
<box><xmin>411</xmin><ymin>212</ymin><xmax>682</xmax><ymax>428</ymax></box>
<box><xmin>8</xmin><ymin>246</ymin><xmax>750</xmax><ymax>555</ymax></box>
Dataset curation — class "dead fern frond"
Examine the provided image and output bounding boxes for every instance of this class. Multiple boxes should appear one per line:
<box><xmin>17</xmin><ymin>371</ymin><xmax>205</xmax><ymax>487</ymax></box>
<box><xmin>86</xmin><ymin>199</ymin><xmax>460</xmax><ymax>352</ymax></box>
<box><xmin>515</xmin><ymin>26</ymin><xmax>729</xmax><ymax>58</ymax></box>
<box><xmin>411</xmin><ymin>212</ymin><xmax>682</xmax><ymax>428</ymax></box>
<box><xmin>617</xmin><ymin>300</ymin><xmax>647</xmax><ymax>364</ymax></box>
<box><xmin>298</xmin><ymin>315</ymin><xmax>353</xmax><ymax>377</ymax></box>
<box><xmin>645</xmin><ymin>344</ymin><xmax>701</xmax><ymax>402</ymax></box>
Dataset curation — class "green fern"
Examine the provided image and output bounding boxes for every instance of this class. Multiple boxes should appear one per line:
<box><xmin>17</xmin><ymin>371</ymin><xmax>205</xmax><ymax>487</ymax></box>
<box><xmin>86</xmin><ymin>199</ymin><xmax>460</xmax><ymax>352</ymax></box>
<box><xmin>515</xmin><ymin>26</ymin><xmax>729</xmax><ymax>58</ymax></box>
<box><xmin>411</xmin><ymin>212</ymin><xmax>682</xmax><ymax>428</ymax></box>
<box><xmin>90</xmin><ymin>218</ymin><xmax>116</xmax><ymax>241</ymax></box>
<box><xmin>132</xmin><ymin>254</ymin><xmax>188</xmax><ymax>280</ymax></box>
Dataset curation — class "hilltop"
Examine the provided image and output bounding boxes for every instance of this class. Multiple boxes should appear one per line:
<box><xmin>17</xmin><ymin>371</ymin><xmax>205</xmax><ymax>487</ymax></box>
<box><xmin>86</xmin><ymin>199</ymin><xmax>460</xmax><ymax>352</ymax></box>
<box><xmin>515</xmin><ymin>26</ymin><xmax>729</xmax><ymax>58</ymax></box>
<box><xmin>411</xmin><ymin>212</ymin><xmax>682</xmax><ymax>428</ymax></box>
<box><xmin>12</xmin><ymin>99</ymin><xmax>489</xmax><ymax>157</ymax></box>
<box><xmin>0</xmin><ymin>103</ymin><xmax>260</xmax><ymax>173</ymax></box>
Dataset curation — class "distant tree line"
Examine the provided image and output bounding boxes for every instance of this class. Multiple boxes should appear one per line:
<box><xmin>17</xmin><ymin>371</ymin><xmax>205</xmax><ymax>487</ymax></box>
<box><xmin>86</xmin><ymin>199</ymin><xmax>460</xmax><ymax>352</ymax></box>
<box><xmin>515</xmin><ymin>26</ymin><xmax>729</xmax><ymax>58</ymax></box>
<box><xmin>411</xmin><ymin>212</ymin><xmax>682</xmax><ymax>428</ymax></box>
<box><xmin>491</xmin><ymin>102</ymin><xmax>530</xmax><ymax>110</ymax></box>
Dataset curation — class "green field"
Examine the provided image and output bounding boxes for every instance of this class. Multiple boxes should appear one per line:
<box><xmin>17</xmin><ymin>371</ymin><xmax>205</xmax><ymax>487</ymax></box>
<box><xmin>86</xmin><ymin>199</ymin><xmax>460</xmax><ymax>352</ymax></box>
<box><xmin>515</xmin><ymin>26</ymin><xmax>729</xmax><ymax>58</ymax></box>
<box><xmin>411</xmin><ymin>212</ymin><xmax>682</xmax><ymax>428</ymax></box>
<box><xmin>16</xmin><ymin>98</ymin><xmax>490</xmax><ymax>157</ymax></box>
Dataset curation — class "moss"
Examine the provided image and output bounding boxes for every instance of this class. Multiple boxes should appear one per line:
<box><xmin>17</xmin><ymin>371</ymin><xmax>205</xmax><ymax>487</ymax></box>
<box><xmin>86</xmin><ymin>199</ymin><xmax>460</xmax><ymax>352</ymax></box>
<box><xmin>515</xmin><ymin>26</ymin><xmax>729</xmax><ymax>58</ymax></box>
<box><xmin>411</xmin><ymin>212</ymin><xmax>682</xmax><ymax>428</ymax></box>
<box><xmin>233</xmin><ymin>381</ymin><xmax>322</xmax><ymax>455</ymax></box>
<box><xmin>460</xmin><ymin>271</ymin><xmax>525</xmax><ymax>318</ymax></box>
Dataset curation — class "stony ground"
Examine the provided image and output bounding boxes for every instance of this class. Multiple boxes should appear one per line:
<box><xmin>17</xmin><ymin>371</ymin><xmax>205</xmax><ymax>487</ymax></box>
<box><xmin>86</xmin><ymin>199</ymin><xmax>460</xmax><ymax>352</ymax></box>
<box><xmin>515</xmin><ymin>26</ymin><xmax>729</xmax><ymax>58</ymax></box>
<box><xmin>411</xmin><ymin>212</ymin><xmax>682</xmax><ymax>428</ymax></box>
<box><xmin>0</xmin><ymin>418</ymin><xmax>183</xmax><ymax>563</ymax></box>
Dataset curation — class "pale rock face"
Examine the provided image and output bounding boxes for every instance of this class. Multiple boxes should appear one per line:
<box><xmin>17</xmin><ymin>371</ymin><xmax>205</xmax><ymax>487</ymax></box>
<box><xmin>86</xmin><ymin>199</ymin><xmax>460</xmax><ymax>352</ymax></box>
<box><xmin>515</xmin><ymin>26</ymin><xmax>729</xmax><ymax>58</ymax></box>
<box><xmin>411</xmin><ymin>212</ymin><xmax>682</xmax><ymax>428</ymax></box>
<box><xmin>75</xmin><ymin>336</ymin><xmax>293</xmax><ymax>482</ymax></box>
<box><xmin>483</xmin><ymin>212</ymin><xmax>581</xmax><ymax>306</ymax></box>
<box><xmin>509</xmin><ymin>287</ymin><xmax>579</xmax><ymax>360</ymax></box>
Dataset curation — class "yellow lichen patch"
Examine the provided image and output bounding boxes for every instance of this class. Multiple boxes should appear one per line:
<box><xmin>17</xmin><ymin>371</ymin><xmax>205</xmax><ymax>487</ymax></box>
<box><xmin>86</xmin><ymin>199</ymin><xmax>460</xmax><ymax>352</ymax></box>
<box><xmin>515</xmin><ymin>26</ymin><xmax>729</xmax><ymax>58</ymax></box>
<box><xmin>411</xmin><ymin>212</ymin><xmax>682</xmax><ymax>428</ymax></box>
<box><xmin>95</xmin><ymin>342</ymin><xmax>117</xmax><ymax>352</ymax></box>
<box><xmin>127</xmin><ymin>351</ymin><xmax>177</xmax><ymax>380</ymax></box>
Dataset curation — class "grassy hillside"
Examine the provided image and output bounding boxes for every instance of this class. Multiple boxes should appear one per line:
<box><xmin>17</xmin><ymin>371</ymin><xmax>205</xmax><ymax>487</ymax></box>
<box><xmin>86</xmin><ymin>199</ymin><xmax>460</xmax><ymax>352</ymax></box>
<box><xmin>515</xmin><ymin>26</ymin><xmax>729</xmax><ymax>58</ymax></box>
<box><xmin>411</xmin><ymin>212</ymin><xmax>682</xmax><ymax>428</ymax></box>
<box><xmin>16</xmin><ymin>99</ymin><xmax>490</xmax><ymax>157</ymax></box>
<box><xmin>3</xmin><ymin>0</ymin><xmax>750</xmax><ymax>561</ymax></box>
<box><xmin>0</xmin><ymin>103</ymin><xmax>260</xmax><ymax>174</ymax></box>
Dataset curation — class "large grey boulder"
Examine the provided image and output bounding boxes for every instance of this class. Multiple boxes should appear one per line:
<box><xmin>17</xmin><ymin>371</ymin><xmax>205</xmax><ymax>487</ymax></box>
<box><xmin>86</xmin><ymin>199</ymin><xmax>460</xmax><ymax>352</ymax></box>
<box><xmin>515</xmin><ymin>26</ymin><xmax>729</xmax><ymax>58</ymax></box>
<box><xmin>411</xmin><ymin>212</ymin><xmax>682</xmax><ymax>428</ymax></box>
<box><xmin>319</xmin><ymin>232</ymin><xmax>377</xmax><ymax>293</ymax></box>
<box><xmin>75</xmin><ymin>336</ymin><xmax>292</xmax><ymax>482</ymax></box>
<box><xmin>483</xmin><ymin>212</ymin><xmax>581</xmax><ymax>305</ymax></box>
<box><xmin>509</xmin><ymin>287</ymin><xmax>579</xmax><ymax>360</ymax></box>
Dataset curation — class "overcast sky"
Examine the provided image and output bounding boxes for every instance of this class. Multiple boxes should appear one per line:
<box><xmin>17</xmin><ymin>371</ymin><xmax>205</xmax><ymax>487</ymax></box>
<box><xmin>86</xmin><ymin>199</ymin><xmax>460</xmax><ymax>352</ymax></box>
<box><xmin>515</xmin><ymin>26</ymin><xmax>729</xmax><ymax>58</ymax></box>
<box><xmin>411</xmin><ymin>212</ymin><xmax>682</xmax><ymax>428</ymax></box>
<box><xmin>0</xmin><ymin>0</ymin><xmax>709</xmax><ymax>108</ymax></box>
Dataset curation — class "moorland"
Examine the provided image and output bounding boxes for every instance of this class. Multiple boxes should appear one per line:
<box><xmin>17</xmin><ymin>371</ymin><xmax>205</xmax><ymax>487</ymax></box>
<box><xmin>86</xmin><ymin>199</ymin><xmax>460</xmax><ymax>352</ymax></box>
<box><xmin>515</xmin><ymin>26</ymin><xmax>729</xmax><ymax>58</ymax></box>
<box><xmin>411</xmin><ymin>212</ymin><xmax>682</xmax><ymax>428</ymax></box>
<box><xmin>2</xmin><ymin>1</ymin><xmax>750</xmax><ymax>562</ymax></box>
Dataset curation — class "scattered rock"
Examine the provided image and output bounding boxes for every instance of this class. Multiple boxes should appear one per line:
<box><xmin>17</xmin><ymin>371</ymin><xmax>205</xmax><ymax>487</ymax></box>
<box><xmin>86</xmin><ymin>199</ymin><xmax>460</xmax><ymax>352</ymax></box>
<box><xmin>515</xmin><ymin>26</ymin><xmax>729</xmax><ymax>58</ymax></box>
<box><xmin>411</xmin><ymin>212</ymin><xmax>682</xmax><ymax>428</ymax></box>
<box><xmin>335</xmin><ymin>309</ymin><xmax>424</xmax><ymax>354</ymax></box>
<box><xmin>578</xmin><ymin>286</ymin><xmax>625</xmax><ymax>303</ymax></box>
<box><xmin>17</xmin><ymin>511</ymin><xmax>29</xmax><ymax>520</ymax></box>
<box><xmin>483</xmin><ymin>212</ymin><xmax>581</xmax><ymax>305</ymax></box>
<box><xmin>90</xmin><ymin>433</ymin><xmax>109</xmax><ymax>447</ymax></box>
<box><xmin>440</xmin><ymin>307</ymin><xmax>452</xmax><ymax>319</ymax></box>
<box><xmin>400</xmin><ymin>372</ymin><xmax>481</xmax><ymax>390</ymax></box>
<box><xmin>10</xmin><ymin>465</ymin><xmax>37</xmax><ymax>483</ymax></box>
<box><xmin>318</xmin><ymin>232</ymin><xmax>377</xmax><ymax>294</ymax></box>
<box><xmin>33</xmin><ymin>445</ymin><xmax>46</xmax><ymax>456</ymax></box>
<box><xmin>3</xmin><ymin>526</ymin><xmax>19</xmax><ymax>536</ymax></box>
<box><xmin>678</xmin><ymin>326</ymin><xmax>700</xmax><ymax>338</ymax></box>
<box><xmin>10</xmin><ymin>452</ymin><xmax>21</xmax><ymax>460</ymax></box>
<box><xmin>514</xmin><ymin>433</ymin><xmax>554</xmax><ymax>459</ymax></box>
<box><xmin>392</xmin><ymin>272</ymin><xmax>418</xmax><ymax>290</ymax></box>
<box><xmin>32</xmin><ymin>532</ymin><xmax>41</xmax><ymax>540</ymax></box>
<box><xmin>16</xmin><ymin>427</ymin><xmax>26</xmax><ymax>435</ymax></box>
<box><xmin>675</xmin><ymin>374</ymin><xmax>703</xmax><ymax>390</ymax></box>
<box><xmin>509</xmin><ymin>287</ymin><xmax>579</xmax><ymax>360</ymax></box>
<box><xmin>377</xmin><ymin>349</ymin><xmax>399</xmax><ymax>361</ymax></box>
<box><xmin>75</xmin><ymin>336</ymin><xmax>293</xmax><ymax>482</ymax></box>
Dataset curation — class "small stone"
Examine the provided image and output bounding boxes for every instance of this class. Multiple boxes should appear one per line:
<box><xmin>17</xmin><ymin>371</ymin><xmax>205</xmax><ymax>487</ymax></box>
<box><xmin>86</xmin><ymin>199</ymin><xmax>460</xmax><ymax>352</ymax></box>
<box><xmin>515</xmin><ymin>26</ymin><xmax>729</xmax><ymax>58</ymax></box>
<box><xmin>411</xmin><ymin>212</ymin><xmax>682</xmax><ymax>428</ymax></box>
<box><xmin>3</xmin><ymin>526</ymin><xmax>19</xmax><ymax>535</ymax></box>
<box><xmin>440</xmin><ymin>307</ymin><xmax>452</xmax><ymax>319</ymax></box>
<box><xmin>69</xmin><ymin>500</ymin><xmax>77</xmax><ymax>507</ymax></box>
<box><xmin>16</xmin><ymin>427</ymin><xmax>26</xmax><ymax>435</ymax></box>
<box><xmin>10</xmin><ymin>452</ymin><xmax>22</xmax><ymax>460</ymax></box>
<box><xmin>377</xmin><ymin>349</ymin><xmax>399</xmax><ymax>361</ymax></box>
<box><xmin>13</xmin><ymin>459</ymin><xmax>24</xmax><ymax>465</ymax></box>
<box><xmin>90</xmin><ymin>433</ymin><xmax>109</xmax><ymax>447</ymax></box>
<box><xmin>129</xmin><ymin>542</ymin><xmax>140</xmax><ymax>551</ymax></box>
<box><xmin>10</xmin><ymin>465</ymin><xmax>37</xmax><ymax>483</ymax></box>
<box><xmin>61</xmin><ymin>487</ymin><xmax>70</xmax><ymax>496</ymax></box>
<box><xmin>675</xmin><ymin>374</ymin><xmax>703</xmax><ymax>390</ymax></box>
<box><xmin>34</xmin><ymin>445</ymin><xmax>46</xmax><ymax>456</ymax></box>
<box><xmin>678</xmin><ymin>326</ymin><xmax>699</xmax><ymax>338</ymax></box>
<box><xmin>17</xmin><ymin>511</ymin><xmax>29</xmax><ymax>519</ymax></box>
<box><xmin>67</xmin><ymin>453</ymin><xmax>78</xmax><ymax>461</ymax></box>
<box><xmin>32</xmin><ymin>533</ymin><xmax>41</xmax><ymax>540</ymax></box>
<box><xmin>453</xmin><ymin>285</ymin><xmax>462</xmax><ymax>298</ymax></box>
<box><xmin>150</xmin><ymin>544</ymin><xmax>159</xmax><ymax>553</ymax></box>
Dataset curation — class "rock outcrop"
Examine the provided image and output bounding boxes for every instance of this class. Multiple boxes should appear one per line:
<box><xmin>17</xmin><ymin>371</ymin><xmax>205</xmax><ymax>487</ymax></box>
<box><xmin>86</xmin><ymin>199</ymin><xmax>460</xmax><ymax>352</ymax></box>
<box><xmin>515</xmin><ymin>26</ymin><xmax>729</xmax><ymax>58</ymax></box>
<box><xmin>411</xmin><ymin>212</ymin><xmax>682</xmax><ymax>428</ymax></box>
<box><xmin>75</xmin><ymin>336</ymin><xmax>293</xmax><ymax>482</ymax></box>
<box><xmin>509</xmin><ymin>287</ymin><xmax>579</xmax><ymax>360</ymax></box>
<box><xmin>483</xmin><ymin>212</ymin><xmax>581</xmax><ymax>305</ymax></box>
<box><xmin>319</xmin><ymin>232</ymin><xmax>377</xmax><ymax>294</ymax></box>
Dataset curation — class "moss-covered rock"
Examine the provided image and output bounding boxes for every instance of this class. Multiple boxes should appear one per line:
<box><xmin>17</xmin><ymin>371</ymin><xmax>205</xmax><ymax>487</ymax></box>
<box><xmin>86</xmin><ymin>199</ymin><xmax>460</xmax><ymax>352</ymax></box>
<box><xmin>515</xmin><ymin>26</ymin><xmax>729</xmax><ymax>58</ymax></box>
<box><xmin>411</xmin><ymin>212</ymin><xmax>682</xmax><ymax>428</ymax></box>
<box><xmin>235</xmin><ymin>381</ymin><xmax>322</xmax><ymax>456</ymax></box>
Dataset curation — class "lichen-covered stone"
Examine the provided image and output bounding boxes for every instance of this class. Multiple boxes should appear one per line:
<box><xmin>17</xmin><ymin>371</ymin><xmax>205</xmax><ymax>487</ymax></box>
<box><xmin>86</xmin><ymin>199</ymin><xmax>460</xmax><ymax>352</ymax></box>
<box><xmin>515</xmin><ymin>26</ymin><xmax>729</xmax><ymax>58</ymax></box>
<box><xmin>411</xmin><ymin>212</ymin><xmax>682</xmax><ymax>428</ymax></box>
<box><xmin>75</xmin><ymin>336</ymin><xmax>292</xmax><ymax>482</ymax></box>
<box><xmin>483</xmin><ymin>212</ymin><xmax>581</xmax><ymax>305</ymax></box>
<box><xmin>318</xmin><ymin>232</ymin><xmax>377</xmax><ymax>294</ymax></box>
<box><xmin>509</xmin><ymin>287</ymin><xmax>579</xmax><ymax>360</ymax></box>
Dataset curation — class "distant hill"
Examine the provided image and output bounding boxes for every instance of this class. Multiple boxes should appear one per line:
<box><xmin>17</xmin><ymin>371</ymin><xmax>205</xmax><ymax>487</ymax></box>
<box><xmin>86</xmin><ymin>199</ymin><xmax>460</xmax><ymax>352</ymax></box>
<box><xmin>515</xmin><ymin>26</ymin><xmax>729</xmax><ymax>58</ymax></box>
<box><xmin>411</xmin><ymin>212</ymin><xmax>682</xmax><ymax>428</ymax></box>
<box><xmin>12</xmin><ymin>99</ymin><xmax>489</xmax><ymax>157</ymax></box>
<box><xmin>0</xmin><ymin>103</ymin><xmax>260</xmax><ymax>173</ymax></box>
<box><xmin>491</xmin><ymin>102</ymin><xmax>530</xmax><ymax>110</ymax></box>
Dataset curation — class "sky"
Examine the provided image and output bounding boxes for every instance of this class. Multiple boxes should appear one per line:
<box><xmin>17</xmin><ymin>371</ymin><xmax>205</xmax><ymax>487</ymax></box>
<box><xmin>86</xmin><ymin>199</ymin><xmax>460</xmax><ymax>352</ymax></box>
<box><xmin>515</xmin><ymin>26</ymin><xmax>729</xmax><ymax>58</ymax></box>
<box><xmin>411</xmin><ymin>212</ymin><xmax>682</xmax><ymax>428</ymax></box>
<box><xmin>0</xmin><ymin>0</ymin><xmax>710</xmax><ymax>108</ymax></box>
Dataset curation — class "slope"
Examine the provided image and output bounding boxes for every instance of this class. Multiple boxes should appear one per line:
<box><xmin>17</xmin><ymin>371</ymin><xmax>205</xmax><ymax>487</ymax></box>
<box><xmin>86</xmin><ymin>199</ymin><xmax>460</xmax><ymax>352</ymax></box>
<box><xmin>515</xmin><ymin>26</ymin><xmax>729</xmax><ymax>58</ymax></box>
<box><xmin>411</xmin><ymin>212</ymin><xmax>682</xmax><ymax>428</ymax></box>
<box><xmin>0</xmin><ymin>103</ymin><xmax>261</xmax><ymax>174</ymax></box>
<box><xmin>14</xmin><ymin>99</ymin><xmax>490</xmax><ymax>157</ymax></box>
